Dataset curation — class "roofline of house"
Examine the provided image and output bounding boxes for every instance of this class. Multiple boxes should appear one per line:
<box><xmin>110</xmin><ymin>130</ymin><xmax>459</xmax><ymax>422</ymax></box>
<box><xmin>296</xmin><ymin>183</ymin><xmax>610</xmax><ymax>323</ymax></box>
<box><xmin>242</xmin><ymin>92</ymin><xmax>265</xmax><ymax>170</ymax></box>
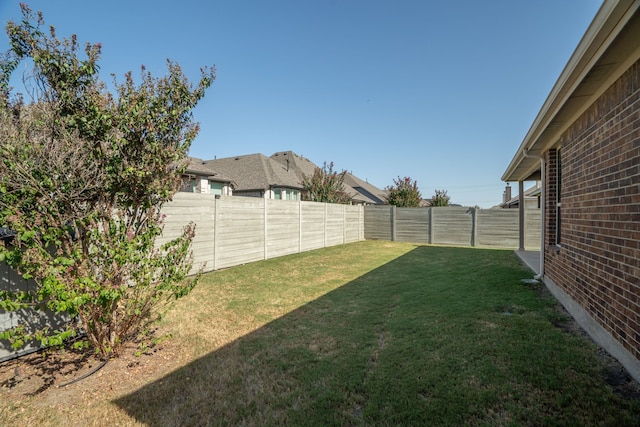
<box><xmin>234</xmin><ymin>184</ymin><xmax>304</xmax><ymax>192</ymax></box>
<box><xmin>502</xmin><ymin>0</ymin><xmax>640</xmax><ymax>182</ymax></box>
<box><xmin>183</xmin><ymin>170</ymin><xmax>233</xmax><ymax>183</ymax></box>
<box><xmin>207</xmin><ymin>175</ymin><xmax>226</xmax><ymax>182</ymax></box>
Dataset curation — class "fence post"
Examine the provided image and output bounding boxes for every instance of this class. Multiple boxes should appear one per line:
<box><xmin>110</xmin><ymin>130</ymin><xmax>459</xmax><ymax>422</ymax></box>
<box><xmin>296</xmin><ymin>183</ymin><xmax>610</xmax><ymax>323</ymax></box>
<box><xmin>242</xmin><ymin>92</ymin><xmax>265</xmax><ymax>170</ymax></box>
<box><xmin>213</xmin><ymin>196</ymin><xmax>219</xmax><ymax>270</ymax></box>
<box><xmin>471</xmin><ymin>207</ymin><xmax>478</xmax><ymax>247</ymax></box>
<box><xmin>360</xmin><ymin>205</ymin><xmax>364</xmax><ymax>241</ymax></box>
<box><xmin>264</xmin><ymin>198</ymin><xmax>268</xmax><ymax>260</ymax></box>
<box><xmin>324</xmin><ymin>202</ymin><xmax>328</xmax><ymax>248</ymax></box>
<box><xmin>391</xmin><ymin>205</ymin><xmax>397</xmax><ymax>241</ymax></box>
<box><xmin>298</xmin><ymin>200</ymin><xmax>303</xmax><ymax>253</ymax></box>
<box><xmin>343</xmin><ymin>205</ymin><xmax>346</xmax><ymax>244</ymax></box>
<box><xmin>429</xmin><ymin>207</ymin><xmax>434</xmax><ymax>244</ymax></box>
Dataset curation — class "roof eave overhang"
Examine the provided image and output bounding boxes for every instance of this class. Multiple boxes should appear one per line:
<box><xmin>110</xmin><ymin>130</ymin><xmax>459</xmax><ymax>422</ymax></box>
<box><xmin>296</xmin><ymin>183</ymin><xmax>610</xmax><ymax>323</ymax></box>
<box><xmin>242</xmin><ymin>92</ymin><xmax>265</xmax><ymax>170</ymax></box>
<box><xmin>207</xmin><ymin>175</ymin><xmax>232</xmax><ymax>183</ymax></box>
<box><xmin>502</xmin><ymin>0</ymin><xmax>640</xmax><ymax>182</ymax></box>
<box><xmin>269</xmin><ymin>184</ymin><xmax>305</xmax><ymax>190</ymax></box>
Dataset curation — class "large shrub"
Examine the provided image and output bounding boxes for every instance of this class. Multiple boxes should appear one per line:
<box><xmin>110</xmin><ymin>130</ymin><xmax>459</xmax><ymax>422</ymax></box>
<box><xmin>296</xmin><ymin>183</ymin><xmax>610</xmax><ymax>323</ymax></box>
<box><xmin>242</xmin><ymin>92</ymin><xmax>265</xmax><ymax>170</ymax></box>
<box><xmin>0</xmin><ymin>5</ymin><xmax>215</xmax><ymax>358</ymax></box>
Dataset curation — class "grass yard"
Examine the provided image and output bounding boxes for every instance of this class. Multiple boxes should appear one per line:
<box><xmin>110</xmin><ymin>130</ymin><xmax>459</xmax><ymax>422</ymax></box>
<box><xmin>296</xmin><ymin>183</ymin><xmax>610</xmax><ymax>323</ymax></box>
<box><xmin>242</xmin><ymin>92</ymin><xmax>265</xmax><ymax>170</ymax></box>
<box><xmin>1</xmin><ymin>240</ymin><xmax>639</xmax><ymax>426</ymax></box>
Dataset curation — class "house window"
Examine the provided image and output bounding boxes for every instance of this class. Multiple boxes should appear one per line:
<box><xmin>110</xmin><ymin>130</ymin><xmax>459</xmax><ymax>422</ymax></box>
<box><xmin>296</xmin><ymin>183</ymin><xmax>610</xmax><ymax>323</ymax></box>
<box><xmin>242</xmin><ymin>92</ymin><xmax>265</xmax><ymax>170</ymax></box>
<box><xmin>209</xmin><ymin>181</ymin><xmax>224</xmax><ymax>196</ymax></box>
<box><xmin>555</xmin><ymin>149</ymin><xmax>562</xmax><ymax>245</ymax></box>
<box><xmin>547</xmin><ymin>149</ymin><xmax>562</xmax><ymax>246</ymax></box>
<box><xmin>286</xmin><ymin>190</ymin><xmax>299</xmax><ymax>201</ymax></box>
<box><xmin>274</xmin><ymin>188</ymin><xmax>282</xmax><ymax>200</ymax></box>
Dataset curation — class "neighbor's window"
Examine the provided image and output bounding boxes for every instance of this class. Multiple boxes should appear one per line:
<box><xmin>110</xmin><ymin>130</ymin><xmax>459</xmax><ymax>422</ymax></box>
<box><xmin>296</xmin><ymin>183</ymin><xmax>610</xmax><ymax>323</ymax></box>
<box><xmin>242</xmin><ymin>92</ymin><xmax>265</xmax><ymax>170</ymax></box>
<box><xmin>180</xmin><ymin>177</ymin><xmax>197</xmax><ymax>193</ymax></box>
<box><xmin>209</xmin><ymin>181</ymin><xmax>223</xmax><ymax>196</ymax></box>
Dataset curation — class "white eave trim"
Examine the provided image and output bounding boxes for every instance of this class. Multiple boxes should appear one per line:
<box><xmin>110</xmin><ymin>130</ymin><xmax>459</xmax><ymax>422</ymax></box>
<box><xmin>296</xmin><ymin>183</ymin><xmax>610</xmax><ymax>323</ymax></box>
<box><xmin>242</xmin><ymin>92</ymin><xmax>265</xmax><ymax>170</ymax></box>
<box><xmin>502</xmin><ymin>0</ymin><xmax>640</xmax><ymax>182</ymax></box>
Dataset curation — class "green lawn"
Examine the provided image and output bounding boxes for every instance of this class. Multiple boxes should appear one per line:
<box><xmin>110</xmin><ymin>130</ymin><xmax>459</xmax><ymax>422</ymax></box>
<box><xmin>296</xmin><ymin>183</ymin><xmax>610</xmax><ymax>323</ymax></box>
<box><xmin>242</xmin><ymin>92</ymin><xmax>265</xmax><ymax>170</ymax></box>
<box><xmin>113</xmin><ymin>241</ymin><xmax>640</xmax><ymax>426</ymax></box>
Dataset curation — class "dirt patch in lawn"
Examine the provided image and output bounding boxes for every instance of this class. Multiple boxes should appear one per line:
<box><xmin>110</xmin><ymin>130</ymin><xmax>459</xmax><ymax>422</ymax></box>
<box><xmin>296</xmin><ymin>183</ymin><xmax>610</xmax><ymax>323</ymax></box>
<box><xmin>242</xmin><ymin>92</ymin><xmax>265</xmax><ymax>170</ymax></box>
<box><xmin>0</xmin><ymin>329</ymin><xmax>188</xmax><ymax>413</ymax></box>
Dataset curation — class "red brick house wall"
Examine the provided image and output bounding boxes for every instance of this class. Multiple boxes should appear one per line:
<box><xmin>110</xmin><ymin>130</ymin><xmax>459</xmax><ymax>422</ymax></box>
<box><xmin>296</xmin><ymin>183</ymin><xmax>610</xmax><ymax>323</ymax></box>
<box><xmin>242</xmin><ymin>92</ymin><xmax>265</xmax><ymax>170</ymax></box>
<box><xmin>544</xmin><ymin>59</ymin><xmax>640</xmax><ymax>361</ymax></box>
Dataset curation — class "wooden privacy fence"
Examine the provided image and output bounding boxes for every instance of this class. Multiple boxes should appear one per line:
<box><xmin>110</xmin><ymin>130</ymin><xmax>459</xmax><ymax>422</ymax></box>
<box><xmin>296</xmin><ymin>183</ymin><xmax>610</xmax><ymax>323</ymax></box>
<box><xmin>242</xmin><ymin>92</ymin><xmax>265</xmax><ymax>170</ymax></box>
<box><xmin>364</xmin><ymin>205</ymin><xmax>541</xmax><ymax>250</ymax></box>
<box><xmin>158</xmin><ymin>193</ymin><xmax>365</xmax><ymax>273</ymax></box>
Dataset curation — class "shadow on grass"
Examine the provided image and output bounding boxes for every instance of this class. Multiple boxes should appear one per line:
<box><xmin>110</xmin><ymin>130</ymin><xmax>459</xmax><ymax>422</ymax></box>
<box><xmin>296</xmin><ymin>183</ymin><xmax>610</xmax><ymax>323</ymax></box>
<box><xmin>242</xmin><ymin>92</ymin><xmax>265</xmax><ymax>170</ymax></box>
<box><xmin>113</xmin><ymin>246</ymin><xmax>640</xmax><ymax>426</ymax></box>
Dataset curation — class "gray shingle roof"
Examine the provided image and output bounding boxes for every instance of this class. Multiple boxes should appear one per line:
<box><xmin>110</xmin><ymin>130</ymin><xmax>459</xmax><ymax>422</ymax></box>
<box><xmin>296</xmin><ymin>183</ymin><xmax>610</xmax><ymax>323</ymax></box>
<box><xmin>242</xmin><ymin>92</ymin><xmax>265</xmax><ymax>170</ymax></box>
<box><xmin>343</xmin><ymin>173</ymin><xmax>388</xmax><ymax>204</ymax></box>
<box><xmin>271</xmin><ymin>151</ymin><xmax>387</xmax><ymax>204</ymax></box>
<box><xmin>204</xmin><ymin>153</ymin><xmax>304</xmax><ymax>192</ymax></box>
<box><xmin>185</xmin><ymin>157</ymin><xmax>234</xmax><ymax>183</ymax></box>
<box><xmin>270</xmin><ymin>151</ymin><xmax>317</xmax><ymax>182</ymax></box>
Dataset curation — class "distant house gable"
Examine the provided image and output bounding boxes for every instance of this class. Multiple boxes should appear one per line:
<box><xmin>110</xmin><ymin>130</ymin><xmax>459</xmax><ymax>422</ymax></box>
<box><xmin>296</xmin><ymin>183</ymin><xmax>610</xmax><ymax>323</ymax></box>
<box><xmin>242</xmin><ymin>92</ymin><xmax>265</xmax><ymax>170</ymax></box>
<box><xmin>270</xmin><ymin>151</ymin><xmax>317</xmax><ymax>181</ymax></box>
<box><xmin>271</xmin><ymin>151</ymin><xmax>388</xmax><ymax>205</ymax></box>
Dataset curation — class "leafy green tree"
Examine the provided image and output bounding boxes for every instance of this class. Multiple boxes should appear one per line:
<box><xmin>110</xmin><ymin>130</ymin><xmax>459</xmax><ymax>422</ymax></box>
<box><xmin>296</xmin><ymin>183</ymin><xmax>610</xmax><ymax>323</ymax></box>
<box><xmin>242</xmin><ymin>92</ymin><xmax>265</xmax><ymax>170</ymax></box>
<box><xmin>0</xmin><ymin>6</ymin><xmax>215</xmax><ymax>358</ymax></box>
<box><xmin>302</xmin><ymin>161</ymin><xmax>351</xmax><ymax>204</ymax></box>
<box><xmin>430</xmin><ymin>189</ymin><xmax>451</xmax><ymax>207</ymax></box>
<box><xmin>385</xmin><ymin>176</ymin><xmax>422</xmax><ymax>207</ymax></box>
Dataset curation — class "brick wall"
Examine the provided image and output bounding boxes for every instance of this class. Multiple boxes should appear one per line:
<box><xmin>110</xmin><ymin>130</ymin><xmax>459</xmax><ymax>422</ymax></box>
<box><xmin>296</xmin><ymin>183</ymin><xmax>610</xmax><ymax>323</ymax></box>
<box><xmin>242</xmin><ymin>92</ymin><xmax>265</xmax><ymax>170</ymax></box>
<box><xmin>544</xmin><ymin>59</ymin><xmax>640</xmax><ymax>361</ymax></box>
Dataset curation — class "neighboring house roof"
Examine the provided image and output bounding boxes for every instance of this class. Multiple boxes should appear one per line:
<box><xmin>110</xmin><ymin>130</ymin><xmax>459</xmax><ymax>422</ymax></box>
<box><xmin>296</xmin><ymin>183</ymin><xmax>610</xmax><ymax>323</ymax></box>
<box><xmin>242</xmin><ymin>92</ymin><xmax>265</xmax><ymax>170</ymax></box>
<box><xmin>184</xmin><ymin>157</ymin><xmax>234</xmax><ymax>184</ymax></box>
<box><xmin>343</xmin><ymin>173</ymin><xmax>389</xmax><ymax>205</ymax></box>
<box><xmin>192</xmin><ymin>150</ymin><xmax>388</xmax><ymax>203</ymax></box>
<box><xmin>271</xmin><ymin>151</ymin><xmax>388</xmax><ymax>204</ymax></box>
<box><xmin>343</xmin><ymin>184</ymin><xmax>377</xmax><ymax>204</ymax></box>
<box><xmin>204</xmin><ymin>153</ymin><xmax>304</xmax><ymax>192</ymax></box>
<box><xmin>503</xmin><ymin>0</ymin><xmax>640</xmax><ymax>182</ymax></box>
<box><xmin>270</xmin><ymin>151</ymin><xmax>317</xmax><ymax>181</ymax></box>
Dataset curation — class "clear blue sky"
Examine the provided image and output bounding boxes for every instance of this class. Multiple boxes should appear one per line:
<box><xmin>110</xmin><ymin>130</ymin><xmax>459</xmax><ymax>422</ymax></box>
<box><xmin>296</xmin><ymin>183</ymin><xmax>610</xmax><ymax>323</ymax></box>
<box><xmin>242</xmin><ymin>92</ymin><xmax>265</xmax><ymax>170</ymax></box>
<box><xmin>1</xmin><ymin>0</ymin><xmax>603</xmax><ymax>207</ymax></box>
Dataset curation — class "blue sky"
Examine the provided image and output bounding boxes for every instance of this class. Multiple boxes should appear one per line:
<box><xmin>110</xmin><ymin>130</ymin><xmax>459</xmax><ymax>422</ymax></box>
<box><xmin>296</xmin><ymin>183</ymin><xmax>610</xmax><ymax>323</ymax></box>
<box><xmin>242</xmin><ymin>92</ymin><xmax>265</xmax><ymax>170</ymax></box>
<box><xmin>0</xmin><ymin>1</ymin><xmax>603</xmax><ymax>207</ymax></box>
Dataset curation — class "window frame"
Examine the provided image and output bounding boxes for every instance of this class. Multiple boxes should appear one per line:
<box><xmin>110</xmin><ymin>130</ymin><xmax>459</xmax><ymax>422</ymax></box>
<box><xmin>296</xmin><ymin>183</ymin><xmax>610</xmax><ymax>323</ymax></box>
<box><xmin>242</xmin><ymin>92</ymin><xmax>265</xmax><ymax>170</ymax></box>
<box><xmin>555</xmin><ymin>149</ymin><xmax>562</xmax><ymax>246</ymax></box>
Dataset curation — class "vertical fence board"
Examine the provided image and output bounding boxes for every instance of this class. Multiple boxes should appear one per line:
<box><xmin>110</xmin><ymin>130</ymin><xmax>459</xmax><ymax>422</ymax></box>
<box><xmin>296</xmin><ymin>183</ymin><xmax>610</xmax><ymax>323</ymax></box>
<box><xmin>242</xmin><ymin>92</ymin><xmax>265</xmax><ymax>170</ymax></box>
<box><xmin>364</xmin><ymin>206</ymin><xmax>393</xmax><ymax>240</ymax></box>
<box><xmin>214</xmin><ymin>197</ymin><xmax>266</xmax><ymax>269</ymax></box>
<box><xmin>267</xmin><ymin>200</ymin><xmax>301</xmax><ymax>259</ymax></box>
<box><xmin>396</xmin><ymin>208</ymin><xmax>430</xmax><ymax>243</ymax></box>
<box><xmin>300</xmin><ymin>202</ymin><xmax>326</xmax><ymax>251</ymax></box>
<box><xmin>525</xmin><ymin>210</ymin><xmax>542</xmax><ymax>250</ymax></box>
<box><xmin>432</xmin><ymin>207</ymin><xmax>474</xmax><ymax>246</ymax></box>
<box><xmin>159</xmin><ymin>192</ymin><xmax>216</xmax><ymax>274</ymax></box>
<box><xmin>476</xmin><ymin>209</ymin><xmax>520</xmax><ymax>248</ymax></box>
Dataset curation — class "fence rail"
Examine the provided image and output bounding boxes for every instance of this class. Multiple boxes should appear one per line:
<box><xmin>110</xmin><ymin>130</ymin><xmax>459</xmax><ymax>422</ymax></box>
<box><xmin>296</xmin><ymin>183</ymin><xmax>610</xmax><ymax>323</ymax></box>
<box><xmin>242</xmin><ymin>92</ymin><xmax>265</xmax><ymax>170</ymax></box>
<box><xmin>364</xmin><ymin>205</ymin><xmax>541</xmax><ymax>250</ymax></box>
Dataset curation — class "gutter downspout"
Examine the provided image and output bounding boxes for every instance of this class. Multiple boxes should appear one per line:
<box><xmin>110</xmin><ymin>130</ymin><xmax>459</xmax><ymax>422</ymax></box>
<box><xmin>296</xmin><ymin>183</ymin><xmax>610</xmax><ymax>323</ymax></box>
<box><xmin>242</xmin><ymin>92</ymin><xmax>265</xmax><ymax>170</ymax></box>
<box><xmin>522</xmin><ymin>148</ymin><xmax>545</xmax><ymax>280</ymax></box>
